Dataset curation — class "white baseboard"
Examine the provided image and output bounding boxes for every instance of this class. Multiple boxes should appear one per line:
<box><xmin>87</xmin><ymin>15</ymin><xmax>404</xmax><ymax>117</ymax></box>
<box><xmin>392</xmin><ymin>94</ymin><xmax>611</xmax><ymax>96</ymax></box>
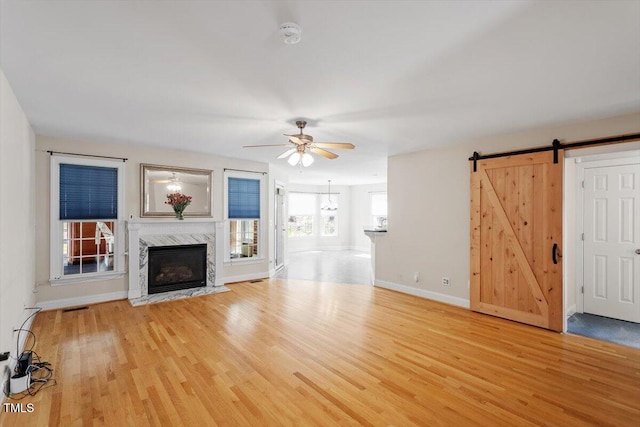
<box><xmin>288</xmin><ymin>245</ymin><xmax>366</xmax><ymax>253</ymax></box>
<box><xmin>36</xmin><ymin>291</ymin><xmax>128</xmax><ymax>311</ymax></box>
<box><xmin>374</xmin><ymin>279</ymin><xmax>470</xmax><ymax>309</ymax></box>
<box><xmin>566</xmin><ymin>304</ymin><xmax>577</xmax><ymax>317</ymax></box>
<box><xmin>223</xmin><ymin>272</ymin><xmax>269</xmax><ymax>284</ymax></box>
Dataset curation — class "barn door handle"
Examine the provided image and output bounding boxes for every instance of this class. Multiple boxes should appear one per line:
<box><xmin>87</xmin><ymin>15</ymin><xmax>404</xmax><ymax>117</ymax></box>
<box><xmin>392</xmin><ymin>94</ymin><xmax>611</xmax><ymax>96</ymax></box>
<box><xmin>552</xmin><ymin>243</ymin><xmax>558</xmax><ymax>264</ymax></box>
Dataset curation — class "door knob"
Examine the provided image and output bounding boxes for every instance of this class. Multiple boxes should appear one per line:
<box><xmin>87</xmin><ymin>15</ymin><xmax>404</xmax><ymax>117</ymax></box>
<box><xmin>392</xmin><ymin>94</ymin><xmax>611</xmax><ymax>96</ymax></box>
<box><xmin>636</xmin><ymin>249</ymin><xmax>640</xmax><ymax>255</ymax></box>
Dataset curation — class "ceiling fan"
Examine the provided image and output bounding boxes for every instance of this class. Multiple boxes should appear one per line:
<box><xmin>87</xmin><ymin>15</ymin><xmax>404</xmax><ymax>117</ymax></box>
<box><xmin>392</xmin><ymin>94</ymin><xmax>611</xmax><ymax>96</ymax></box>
<box><xmin>151</xmin><ymin>172</ymin><xmax>182</xmax><ymax>191</ymax></box>
<box><xmin>243</xmin><ymin>120</ymin><xmax>355</xmax><ymax>167</ymax></box>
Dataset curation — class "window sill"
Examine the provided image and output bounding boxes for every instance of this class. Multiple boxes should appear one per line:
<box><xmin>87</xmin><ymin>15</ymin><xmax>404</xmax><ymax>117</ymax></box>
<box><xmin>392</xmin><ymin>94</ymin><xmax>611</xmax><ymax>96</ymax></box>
<box><xmin>50</xmin><ymin>271</ymin><xmax>125</xmax><ymax>286</ymax></box>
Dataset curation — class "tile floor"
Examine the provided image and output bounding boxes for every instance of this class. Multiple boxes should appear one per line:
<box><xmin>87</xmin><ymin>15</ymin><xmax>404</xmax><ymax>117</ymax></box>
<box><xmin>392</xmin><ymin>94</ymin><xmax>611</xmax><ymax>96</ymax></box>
<box><xmin>276</xmin><ymin>249</ymin><xmax>372</xmax><ymax>285</ymax></box>
<box><xmin>567</xmin><ymin>312</ymin><xmax>640</xmax><ymax>349</ymax></box>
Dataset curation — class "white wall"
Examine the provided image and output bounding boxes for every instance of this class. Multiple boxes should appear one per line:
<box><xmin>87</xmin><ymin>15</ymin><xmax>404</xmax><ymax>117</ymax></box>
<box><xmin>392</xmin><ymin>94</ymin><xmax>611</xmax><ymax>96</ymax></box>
<box><xmin>35</xmin><ymin>135</ymin><xmax>271</xmax><ymax>305</ymax></box>
<box><xmin>0</xmin><ymin>69</ymin><xmax>36</xmax><ymax>381</ymax></box>
<box><xmin>375</xmin><ymin>112</ymin><xmax>640</xmax><ymax>308</ymax></box>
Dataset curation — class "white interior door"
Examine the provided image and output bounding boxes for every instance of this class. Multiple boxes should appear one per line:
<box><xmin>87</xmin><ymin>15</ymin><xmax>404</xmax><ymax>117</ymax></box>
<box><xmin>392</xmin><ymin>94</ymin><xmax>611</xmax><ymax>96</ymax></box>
<box><xmin>583</xmin><ymin>160</ymin><xmax>640</xmax><ymax>323</ymax></box>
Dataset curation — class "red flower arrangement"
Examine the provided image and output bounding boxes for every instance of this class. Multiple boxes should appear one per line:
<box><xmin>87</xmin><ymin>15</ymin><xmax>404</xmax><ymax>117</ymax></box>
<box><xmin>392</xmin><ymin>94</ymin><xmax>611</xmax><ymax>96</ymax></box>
<box><xmin>165</xmin><ymin>193</ymin><xmax>192</xmax><ymax>220</ymax></box>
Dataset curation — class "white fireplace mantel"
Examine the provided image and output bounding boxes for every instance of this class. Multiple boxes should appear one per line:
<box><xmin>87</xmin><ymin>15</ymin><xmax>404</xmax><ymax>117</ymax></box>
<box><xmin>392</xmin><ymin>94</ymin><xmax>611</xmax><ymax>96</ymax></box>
<box><xmin>126</xmin><ymin>219</ymin><xmax>224</xmax><ymax>300</ymax></box>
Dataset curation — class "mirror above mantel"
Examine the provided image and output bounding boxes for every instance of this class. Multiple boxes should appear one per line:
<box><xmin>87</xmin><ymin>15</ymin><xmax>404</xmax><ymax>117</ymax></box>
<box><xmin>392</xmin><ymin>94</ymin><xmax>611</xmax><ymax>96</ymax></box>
<box><xmin>141</xmin><ymin>164</ymin><xmax>213</xmax><ymax>218</ymax></box>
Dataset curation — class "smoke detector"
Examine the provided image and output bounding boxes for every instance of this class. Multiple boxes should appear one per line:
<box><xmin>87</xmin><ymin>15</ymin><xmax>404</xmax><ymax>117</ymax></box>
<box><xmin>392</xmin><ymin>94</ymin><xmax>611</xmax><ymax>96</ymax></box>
<box><xmin>279</xmin><ymin>22</ymin><xmax>302</xmax><ymax>44</ymax></box>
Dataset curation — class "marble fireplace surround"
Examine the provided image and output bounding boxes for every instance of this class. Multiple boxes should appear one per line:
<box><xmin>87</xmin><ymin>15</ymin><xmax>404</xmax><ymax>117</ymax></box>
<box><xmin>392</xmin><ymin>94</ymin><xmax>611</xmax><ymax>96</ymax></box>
<box><xmin>126</xmin><ymin>219</ymin><xmax>224</xmax><ymax>302</ymax></box>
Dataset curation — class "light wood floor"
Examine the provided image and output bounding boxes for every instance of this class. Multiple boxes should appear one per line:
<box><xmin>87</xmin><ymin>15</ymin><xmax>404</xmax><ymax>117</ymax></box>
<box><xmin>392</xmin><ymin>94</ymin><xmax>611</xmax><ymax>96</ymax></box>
<box><xmin>2</xmin><ymin>279</ymin><xmax>639</xmax><ymax>426</ymax></box>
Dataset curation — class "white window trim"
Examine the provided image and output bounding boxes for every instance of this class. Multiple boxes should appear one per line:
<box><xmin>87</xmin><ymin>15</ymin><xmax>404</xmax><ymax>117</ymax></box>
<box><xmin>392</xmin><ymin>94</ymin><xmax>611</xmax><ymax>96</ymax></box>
<box><xmin>223</xmin><ymin>170</ymin><xmax>266</xmax><ymax>264</ymax></box>
<box><xmin>49</xmin><ymin>155</ymin><xmax>126</xmax><ymax>285</ymax></box>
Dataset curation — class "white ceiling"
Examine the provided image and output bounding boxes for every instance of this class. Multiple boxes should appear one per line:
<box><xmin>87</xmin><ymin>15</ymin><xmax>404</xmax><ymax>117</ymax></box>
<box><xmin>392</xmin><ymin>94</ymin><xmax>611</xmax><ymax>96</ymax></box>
<box><xmin>1</xmin><ymin>1</ymin><xmax>639</xmax><ymax>185</ymax></box>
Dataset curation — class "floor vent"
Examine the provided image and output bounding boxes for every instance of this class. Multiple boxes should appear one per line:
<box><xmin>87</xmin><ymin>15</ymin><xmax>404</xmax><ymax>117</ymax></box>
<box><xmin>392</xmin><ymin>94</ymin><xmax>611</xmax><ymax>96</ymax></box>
<box><xmin>62</xmin><ymin>306</ymin><xmax>89</xmax><ymax>313</ymax></box>
<box><xmin>249</xmin><ymin>279</ymin><xmax>263</xmax><ymax>283</ymax></box>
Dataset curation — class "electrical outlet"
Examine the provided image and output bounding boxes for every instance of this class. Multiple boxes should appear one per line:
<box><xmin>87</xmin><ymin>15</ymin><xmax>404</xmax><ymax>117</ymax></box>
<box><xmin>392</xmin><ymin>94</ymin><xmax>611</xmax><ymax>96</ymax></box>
<box><xmin>442</xmin><ymin>277</ymin><xmax>450</xmax><ymax>286</ymax></box>
<box><xmin>413</xmin><ymin>272</ymin><xmax>419</xmax><ymax>283</ymax></box>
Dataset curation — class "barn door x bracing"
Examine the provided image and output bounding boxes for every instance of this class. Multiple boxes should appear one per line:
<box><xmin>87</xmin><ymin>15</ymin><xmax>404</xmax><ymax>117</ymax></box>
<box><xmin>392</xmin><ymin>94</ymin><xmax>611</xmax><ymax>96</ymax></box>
<box><xmin>471</xmin><ymin>151</ymin><xmax>563</xmax><ymax>331</ymax></box>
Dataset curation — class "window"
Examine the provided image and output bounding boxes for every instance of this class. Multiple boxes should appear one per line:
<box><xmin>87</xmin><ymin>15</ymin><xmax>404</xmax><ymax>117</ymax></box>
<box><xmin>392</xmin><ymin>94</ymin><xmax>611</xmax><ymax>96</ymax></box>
<box><xmin>371</xmin><ymin>192</ymin><xmax>387</xmax><ymax>228</ymax></box>
<box><xmin>63</xmin><ymin>221</ymin><xmax>115</xmax><ymax>275</ymax></box>
<box><xmin>287</xmin><ymin>192</ymin><xmax>339</xmax><ymax>237</ymax></box>
<box><xmin>50</xmin><ymin>156</ymin><xmax>125</xmax><ymax>284</ymax></box>
<box><xmin>320</xmin><ymin>194</ymin><xmax>338</xmax><ymax>236</ymax></box>
<box><xmin>288</xmin><ymin>193</ymin><xmax>315</xmax><ymax>236</ymax></box>
<box><xmin>225</xmin><ymin>172</ymin><xmax>265</xmax><ymax>261</ymax></box>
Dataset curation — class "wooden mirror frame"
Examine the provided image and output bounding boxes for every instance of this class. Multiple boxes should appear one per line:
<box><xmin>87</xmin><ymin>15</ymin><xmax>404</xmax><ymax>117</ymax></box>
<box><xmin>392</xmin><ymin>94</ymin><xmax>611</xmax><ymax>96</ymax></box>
<box><xmin>140</xmin><ymin>164</ymin><xmax>213</xmax><ymax>218</ymax></box>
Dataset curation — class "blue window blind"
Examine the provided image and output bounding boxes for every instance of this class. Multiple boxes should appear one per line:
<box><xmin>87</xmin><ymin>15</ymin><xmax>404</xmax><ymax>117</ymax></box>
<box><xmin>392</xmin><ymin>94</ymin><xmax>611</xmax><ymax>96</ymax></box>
<box><xmin>228</xmin><ymin>177</ymin><xmax>260</xmax><ymax>219</ymax></box>
<box><xmin>60</xmin><ymin>164</ymin><xmax>118</xmax><ymax>220</ymax></box>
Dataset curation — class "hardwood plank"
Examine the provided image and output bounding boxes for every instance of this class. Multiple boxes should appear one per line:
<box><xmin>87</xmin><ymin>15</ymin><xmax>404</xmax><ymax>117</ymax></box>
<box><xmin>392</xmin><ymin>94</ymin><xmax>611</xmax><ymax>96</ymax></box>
<box><xmin>479</xmin><ymin>168</ymin><xmax>494</xmax><ymax>305</ymax></box>
<box><xmin>518</xmin><ymin>164</ymin><xmax>535</xmax><ymax>313</ymax></box>
<box><xmin>490</xmin><ymin>167</ymin><xmax>506</xmax><ymax>306</ymax></box>
<box><xmin>504</xmin><ymin>166</ymin><xmax>520</xmax><ymax>311</ymax></box>
<box><xmin>470</xmin><ymin>162</ymin><xmax>482</xmax><ymax>309</ymax></box>
<box><xmin>1</xmin><ymin>280</ymin><xmax>639</xmax><ymax>426</ymax></box>
<box><xmin>546</xmin><ymin>151</ymin><xmax>564</xmax><ymax>331</ymax></box>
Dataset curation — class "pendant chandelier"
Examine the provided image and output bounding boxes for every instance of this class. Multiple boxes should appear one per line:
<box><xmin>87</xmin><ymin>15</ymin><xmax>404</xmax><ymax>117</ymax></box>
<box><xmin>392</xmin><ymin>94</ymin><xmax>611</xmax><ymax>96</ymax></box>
<box><xmin>166</xmin><ymin>173</ymin><xmax>182</xmax><ymax>192</ymax></box>
<box><xmin>321</xmin><ymin>180</ymin><xmax>337</xmax><ymax>211</ymax></box>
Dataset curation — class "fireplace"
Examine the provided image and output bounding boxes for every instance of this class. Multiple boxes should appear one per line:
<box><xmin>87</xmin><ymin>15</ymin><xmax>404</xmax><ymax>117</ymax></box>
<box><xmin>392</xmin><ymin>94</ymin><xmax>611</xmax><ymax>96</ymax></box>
<box><xmin>126</xmin><ymin>220</ymin><xmax>224</xmax><ymax>302</ymax></box>
<box><xmin>148</xmin><ymin>244</ymin><xmax>207</xmax><ymax>294</ymax></box>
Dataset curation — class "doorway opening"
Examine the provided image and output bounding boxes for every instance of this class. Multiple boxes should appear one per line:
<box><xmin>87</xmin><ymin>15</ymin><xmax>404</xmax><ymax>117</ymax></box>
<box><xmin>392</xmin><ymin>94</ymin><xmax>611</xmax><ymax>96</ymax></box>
<box><xmin>274</xmin><ymin>182</ymin><xmax>286</xmax><ymax>271</ymax></box>
<box><xmin>564</xmin><ymin>142</ymin><xmax>640</xmax><ymax>346</ymax></box>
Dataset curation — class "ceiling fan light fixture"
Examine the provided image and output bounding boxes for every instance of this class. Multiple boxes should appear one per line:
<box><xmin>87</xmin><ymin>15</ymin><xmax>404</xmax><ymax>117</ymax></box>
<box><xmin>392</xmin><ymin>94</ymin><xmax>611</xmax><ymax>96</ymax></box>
<box><xmin>301</xmin><ymin>152</ymin><xmax>314</xmax><ymax>167</ymax></box>
<box><xmin>288</xmin><ymin>152</ymin><xmax>302</xmax><ymax>166</ymax></box>
<box><xmin>279</xmin><ymin>22</ymin><xmax>302</xmax><ymax>45</ymax></box>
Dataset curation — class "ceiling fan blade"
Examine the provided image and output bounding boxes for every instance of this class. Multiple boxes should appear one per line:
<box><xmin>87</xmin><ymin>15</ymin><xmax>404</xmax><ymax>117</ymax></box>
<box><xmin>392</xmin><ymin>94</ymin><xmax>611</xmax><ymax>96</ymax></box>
<box><xmin>287</xmin><ymin>136</ymin><xmax>305</xmax><ymax>145</ymax></box>
<box><xmin>313</xmin><ymin>142</ymin><xmax>355</xmax><ymax>149</ymax></box>
<box><xmin>277</xmin><ymin>148</ymin><xmax>297</xmax><ymax>159</ymax></box>
<box><xmin>310</xmin><ymin>147</ymin><xmax>338</xmax><ymax>159</ymax></box>
<box><xmin>243</xmin><ymin>144</ymin><xmax>289</xmax><ymax>148</ymax></box>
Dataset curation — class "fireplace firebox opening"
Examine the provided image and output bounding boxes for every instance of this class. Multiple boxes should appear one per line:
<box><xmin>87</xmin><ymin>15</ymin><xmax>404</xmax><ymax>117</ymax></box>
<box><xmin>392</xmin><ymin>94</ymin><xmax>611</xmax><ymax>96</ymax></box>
<box><xmin>148</xmin><ymin>244</ymin><xmax>207</xmax><ymax>294</ymax></box>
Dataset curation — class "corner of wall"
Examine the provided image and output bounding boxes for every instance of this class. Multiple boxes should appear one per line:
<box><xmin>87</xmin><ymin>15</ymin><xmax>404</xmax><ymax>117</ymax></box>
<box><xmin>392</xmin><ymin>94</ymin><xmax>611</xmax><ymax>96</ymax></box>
<box><xmin>0</xmin><ymin>68</ymin><xmax>37</xmax><ymax>396</ymax></box>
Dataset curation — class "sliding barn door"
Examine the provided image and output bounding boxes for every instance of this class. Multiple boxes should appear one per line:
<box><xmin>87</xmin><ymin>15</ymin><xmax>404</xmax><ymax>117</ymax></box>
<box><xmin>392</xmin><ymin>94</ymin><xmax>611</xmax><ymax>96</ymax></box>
<box><xmin>470</xmin><ymin>151</ymin><xmax>563</xmax><ymax>331</ymax></box>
